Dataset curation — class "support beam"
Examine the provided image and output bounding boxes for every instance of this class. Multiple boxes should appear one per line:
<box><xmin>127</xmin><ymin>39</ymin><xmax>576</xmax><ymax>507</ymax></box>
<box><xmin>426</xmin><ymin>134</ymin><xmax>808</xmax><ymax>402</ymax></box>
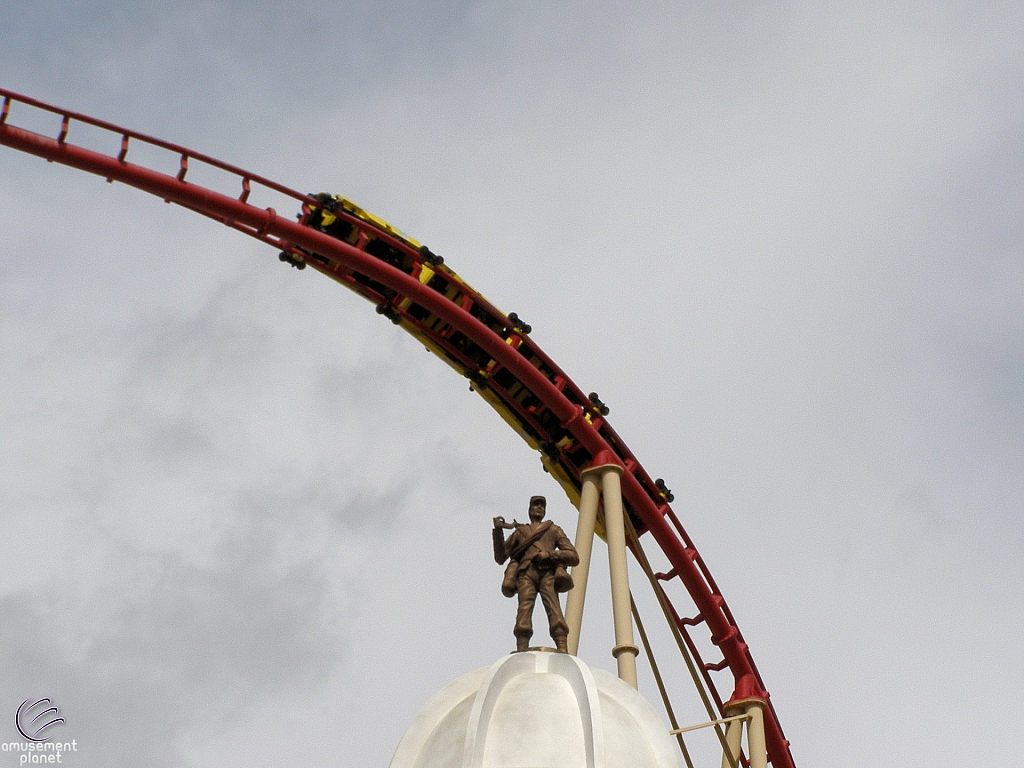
<box><xmin>720</xmin><ymin>697</ymin><xmax>768</xmax><ymax>768</ymax></box>
<box><xmin>745</xmin><ymin>702</ymin><xmax>767</xmax><ymax>768</ymax></box>
<box><xmin>720</xmin><ymin>716</ymin><xmax>744</xmax><ymax>768</ymax></box>
<box><xmin>602</xmin><ymin>465</ymin><xmax>639</xmax><ymax>688</ymax></box>
<box><xmin>565</xmin><ymin>471</ymin><xmax>600</xmax><ymax>656</ymax></box>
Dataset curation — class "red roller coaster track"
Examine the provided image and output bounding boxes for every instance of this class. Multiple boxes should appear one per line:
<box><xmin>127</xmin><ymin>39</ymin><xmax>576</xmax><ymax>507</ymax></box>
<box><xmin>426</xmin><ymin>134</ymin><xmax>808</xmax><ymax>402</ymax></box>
<box><xmin>0</xmin><ymin>88</ymin><xmax>795</xmax><ymax>768</ymax></box>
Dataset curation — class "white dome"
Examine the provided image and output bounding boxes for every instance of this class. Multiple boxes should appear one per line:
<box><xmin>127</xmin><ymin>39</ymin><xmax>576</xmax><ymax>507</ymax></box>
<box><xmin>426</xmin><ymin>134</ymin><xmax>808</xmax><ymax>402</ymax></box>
<box><xmin>390</xmin><ymin>651</ymin><xmax>682</xmax><ymax>768</ymax></box>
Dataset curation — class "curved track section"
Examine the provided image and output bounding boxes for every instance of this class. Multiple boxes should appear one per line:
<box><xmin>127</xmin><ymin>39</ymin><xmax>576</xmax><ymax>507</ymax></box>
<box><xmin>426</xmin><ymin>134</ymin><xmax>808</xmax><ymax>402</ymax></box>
<box><xmin>0</xmin><ymin>88</ymin><xmax>795</xmax><ymax>768</ymax></box>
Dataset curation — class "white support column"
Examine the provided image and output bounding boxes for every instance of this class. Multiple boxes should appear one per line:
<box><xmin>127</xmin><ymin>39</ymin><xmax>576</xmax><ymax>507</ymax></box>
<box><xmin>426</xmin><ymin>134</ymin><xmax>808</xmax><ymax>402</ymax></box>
<box><xmin>720</xmin><ymin>698</ymin><xmax>767</xmax><ymax>768</ymax></box>
<box><xmin>745</xmin><ymin>702</ymin><xmax>767</xmax><ymax>768</ymax></box>
<box><xmin>601</xmin><ymin>465</ymin><xmax>639</xmax><ymax>688</ymax></box>
<box><xmin>720</xmin><ymin>715</ymin><xmax>744</xmax><ymax>768</ymax></box>
<box><xmin>565</xmin><ymin>471</ymin><xmax>601</xmax><ymax>656</ymax></box>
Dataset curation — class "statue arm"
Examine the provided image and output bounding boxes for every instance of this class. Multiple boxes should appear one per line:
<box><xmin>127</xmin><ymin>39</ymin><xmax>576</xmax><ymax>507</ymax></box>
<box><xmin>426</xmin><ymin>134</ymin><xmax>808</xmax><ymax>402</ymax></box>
<box><xmin>504</xmin><ymin>528</ymin><xmax>522</xmax><ymax>560</ymax></box>
<box><xmin>552</xmin><ymin>527</ymin><xmax>579</xmax><ymax>567</ymax></box>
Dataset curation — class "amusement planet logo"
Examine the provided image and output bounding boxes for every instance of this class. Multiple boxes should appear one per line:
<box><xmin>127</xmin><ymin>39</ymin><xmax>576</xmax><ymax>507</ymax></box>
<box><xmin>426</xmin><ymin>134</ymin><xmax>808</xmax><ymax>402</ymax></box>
<box><xmin>2</xmin><ymin>699</ymin><xmax>77</xmax><ymax>765</ymax></box>
<box><xmin>16</xmin><ymin>699</ymin><xmax>63</xmax><ymax>743</ymax></box>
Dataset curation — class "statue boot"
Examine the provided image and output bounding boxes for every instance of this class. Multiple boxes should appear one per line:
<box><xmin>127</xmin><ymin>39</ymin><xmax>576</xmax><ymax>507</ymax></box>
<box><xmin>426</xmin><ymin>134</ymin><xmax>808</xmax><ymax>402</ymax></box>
<box><xmin>553</xmin><ymin>630</ymin><xmax>568</xmax><ymax>654</ymax></box>
<box><xmin>515</xmin><ymin>631</ymin><xmax>532</xmax><ymax>652</ymax></box>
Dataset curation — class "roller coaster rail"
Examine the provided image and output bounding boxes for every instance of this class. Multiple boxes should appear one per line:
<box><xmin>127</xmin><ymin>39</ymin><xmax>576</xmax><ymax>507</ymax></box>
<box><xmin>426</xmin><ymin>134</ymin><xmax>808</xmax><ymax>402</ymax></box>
<box><xmin>0</xmin><ymin>87</ymin><xmax>795</xmax><ymax>768</ymax></box>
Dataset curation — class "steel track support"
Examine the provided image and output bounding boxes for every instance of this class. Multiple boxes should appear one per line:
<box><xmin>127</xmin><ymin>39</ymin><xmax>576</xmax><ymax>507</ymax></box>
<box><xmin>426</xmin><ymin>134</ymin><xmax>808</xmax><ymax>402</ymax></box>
<box><xmin>565</xmin><ymin>471</ymin><xmax>600</xmax><ymax>656</ymax></box>
<box><xmin>720</xmin><ymin>699</ymin><xmax>767</xmax><ymax>768</ymax></box>
<box><xmin>565</xmin><ymin>452</ymin><xmax>639</xmax><ymax>687</ymax></box>
<box><xmin>603</xmin><ymin>464</ymin><xmax>640</xmax><ymax>688</ymax></box>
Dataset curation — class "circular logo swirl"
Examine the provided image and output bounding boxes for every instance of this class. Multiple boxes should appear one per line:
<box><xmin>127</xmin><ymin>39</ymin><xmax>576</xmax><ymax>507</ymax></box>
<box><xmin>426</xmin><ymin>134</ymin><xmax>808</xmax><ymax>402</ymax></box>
<box><xmin>16</xmin><ymin>698</ymin><xmax>65</xmax><ymax>742</ymax></box>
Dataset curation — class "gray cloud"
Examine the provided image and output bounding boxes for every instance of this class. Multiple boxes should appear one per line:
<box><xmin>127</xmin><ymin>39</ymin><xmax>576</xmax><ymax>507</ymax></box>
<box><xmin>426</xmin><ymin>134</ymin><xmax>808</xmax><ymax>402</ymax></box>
<box><xmin>0</xmin><ymin>533</ymin><xmax>338</xmax><ymax>766</ymax></box>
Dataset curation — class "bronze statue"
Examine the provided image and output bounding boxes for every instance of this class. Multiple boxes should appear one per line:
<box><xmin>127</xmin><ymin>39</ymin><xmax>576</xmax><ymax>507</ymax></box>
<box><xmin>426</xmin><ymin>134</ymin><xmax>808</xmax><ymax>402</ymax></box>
<box><xmin>493</xmin><ymin>495</ymin><xmax>579</xmax><ymax>653</ymax></box>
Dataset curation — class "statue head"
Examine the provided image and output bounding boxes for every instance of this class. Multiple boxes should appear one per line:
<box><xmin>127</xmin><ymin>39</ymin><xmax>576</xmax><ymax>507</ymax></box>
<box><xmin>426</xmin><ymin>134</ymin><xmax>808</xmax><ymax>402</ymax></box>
<box><xmin>528</xmin><ymin>495</ymin><xmax>546</xmax><ymax>522</ymax></box>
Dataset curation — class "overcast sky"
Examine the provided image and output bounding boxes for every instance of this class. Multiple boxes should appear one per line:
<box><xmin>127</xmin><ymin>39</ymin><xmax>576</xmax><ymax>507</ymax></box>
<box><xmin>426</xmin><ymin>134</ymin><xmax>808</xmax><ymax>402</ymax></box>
<box><xmin>1</xmin><ymin>2</ymin><xmax>1022</xmax><ymax>766</ymax></box>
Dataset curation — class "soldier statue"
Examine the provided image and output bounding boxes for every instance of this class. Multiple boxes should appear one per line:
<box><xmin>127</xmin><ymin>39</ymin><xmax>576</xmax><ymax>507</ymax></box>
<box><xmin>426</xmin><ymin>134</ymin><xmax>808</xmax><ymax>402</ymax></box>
<box><xmin>493</xmin><ymin>495</ymin><xmax>580</xmax><ymax>653</ymax></box>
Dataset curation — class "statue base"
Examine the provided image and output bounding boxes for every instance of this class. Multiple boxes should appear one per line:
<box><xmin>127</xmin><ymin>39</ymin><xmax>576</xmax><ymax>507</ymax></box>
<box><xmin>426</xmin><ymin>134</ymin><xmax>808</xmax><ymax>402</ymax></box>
<box><xmin>389</xmin><ymin>651</ymin><xmax>682</xmax><ymax>768</ymax></box>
